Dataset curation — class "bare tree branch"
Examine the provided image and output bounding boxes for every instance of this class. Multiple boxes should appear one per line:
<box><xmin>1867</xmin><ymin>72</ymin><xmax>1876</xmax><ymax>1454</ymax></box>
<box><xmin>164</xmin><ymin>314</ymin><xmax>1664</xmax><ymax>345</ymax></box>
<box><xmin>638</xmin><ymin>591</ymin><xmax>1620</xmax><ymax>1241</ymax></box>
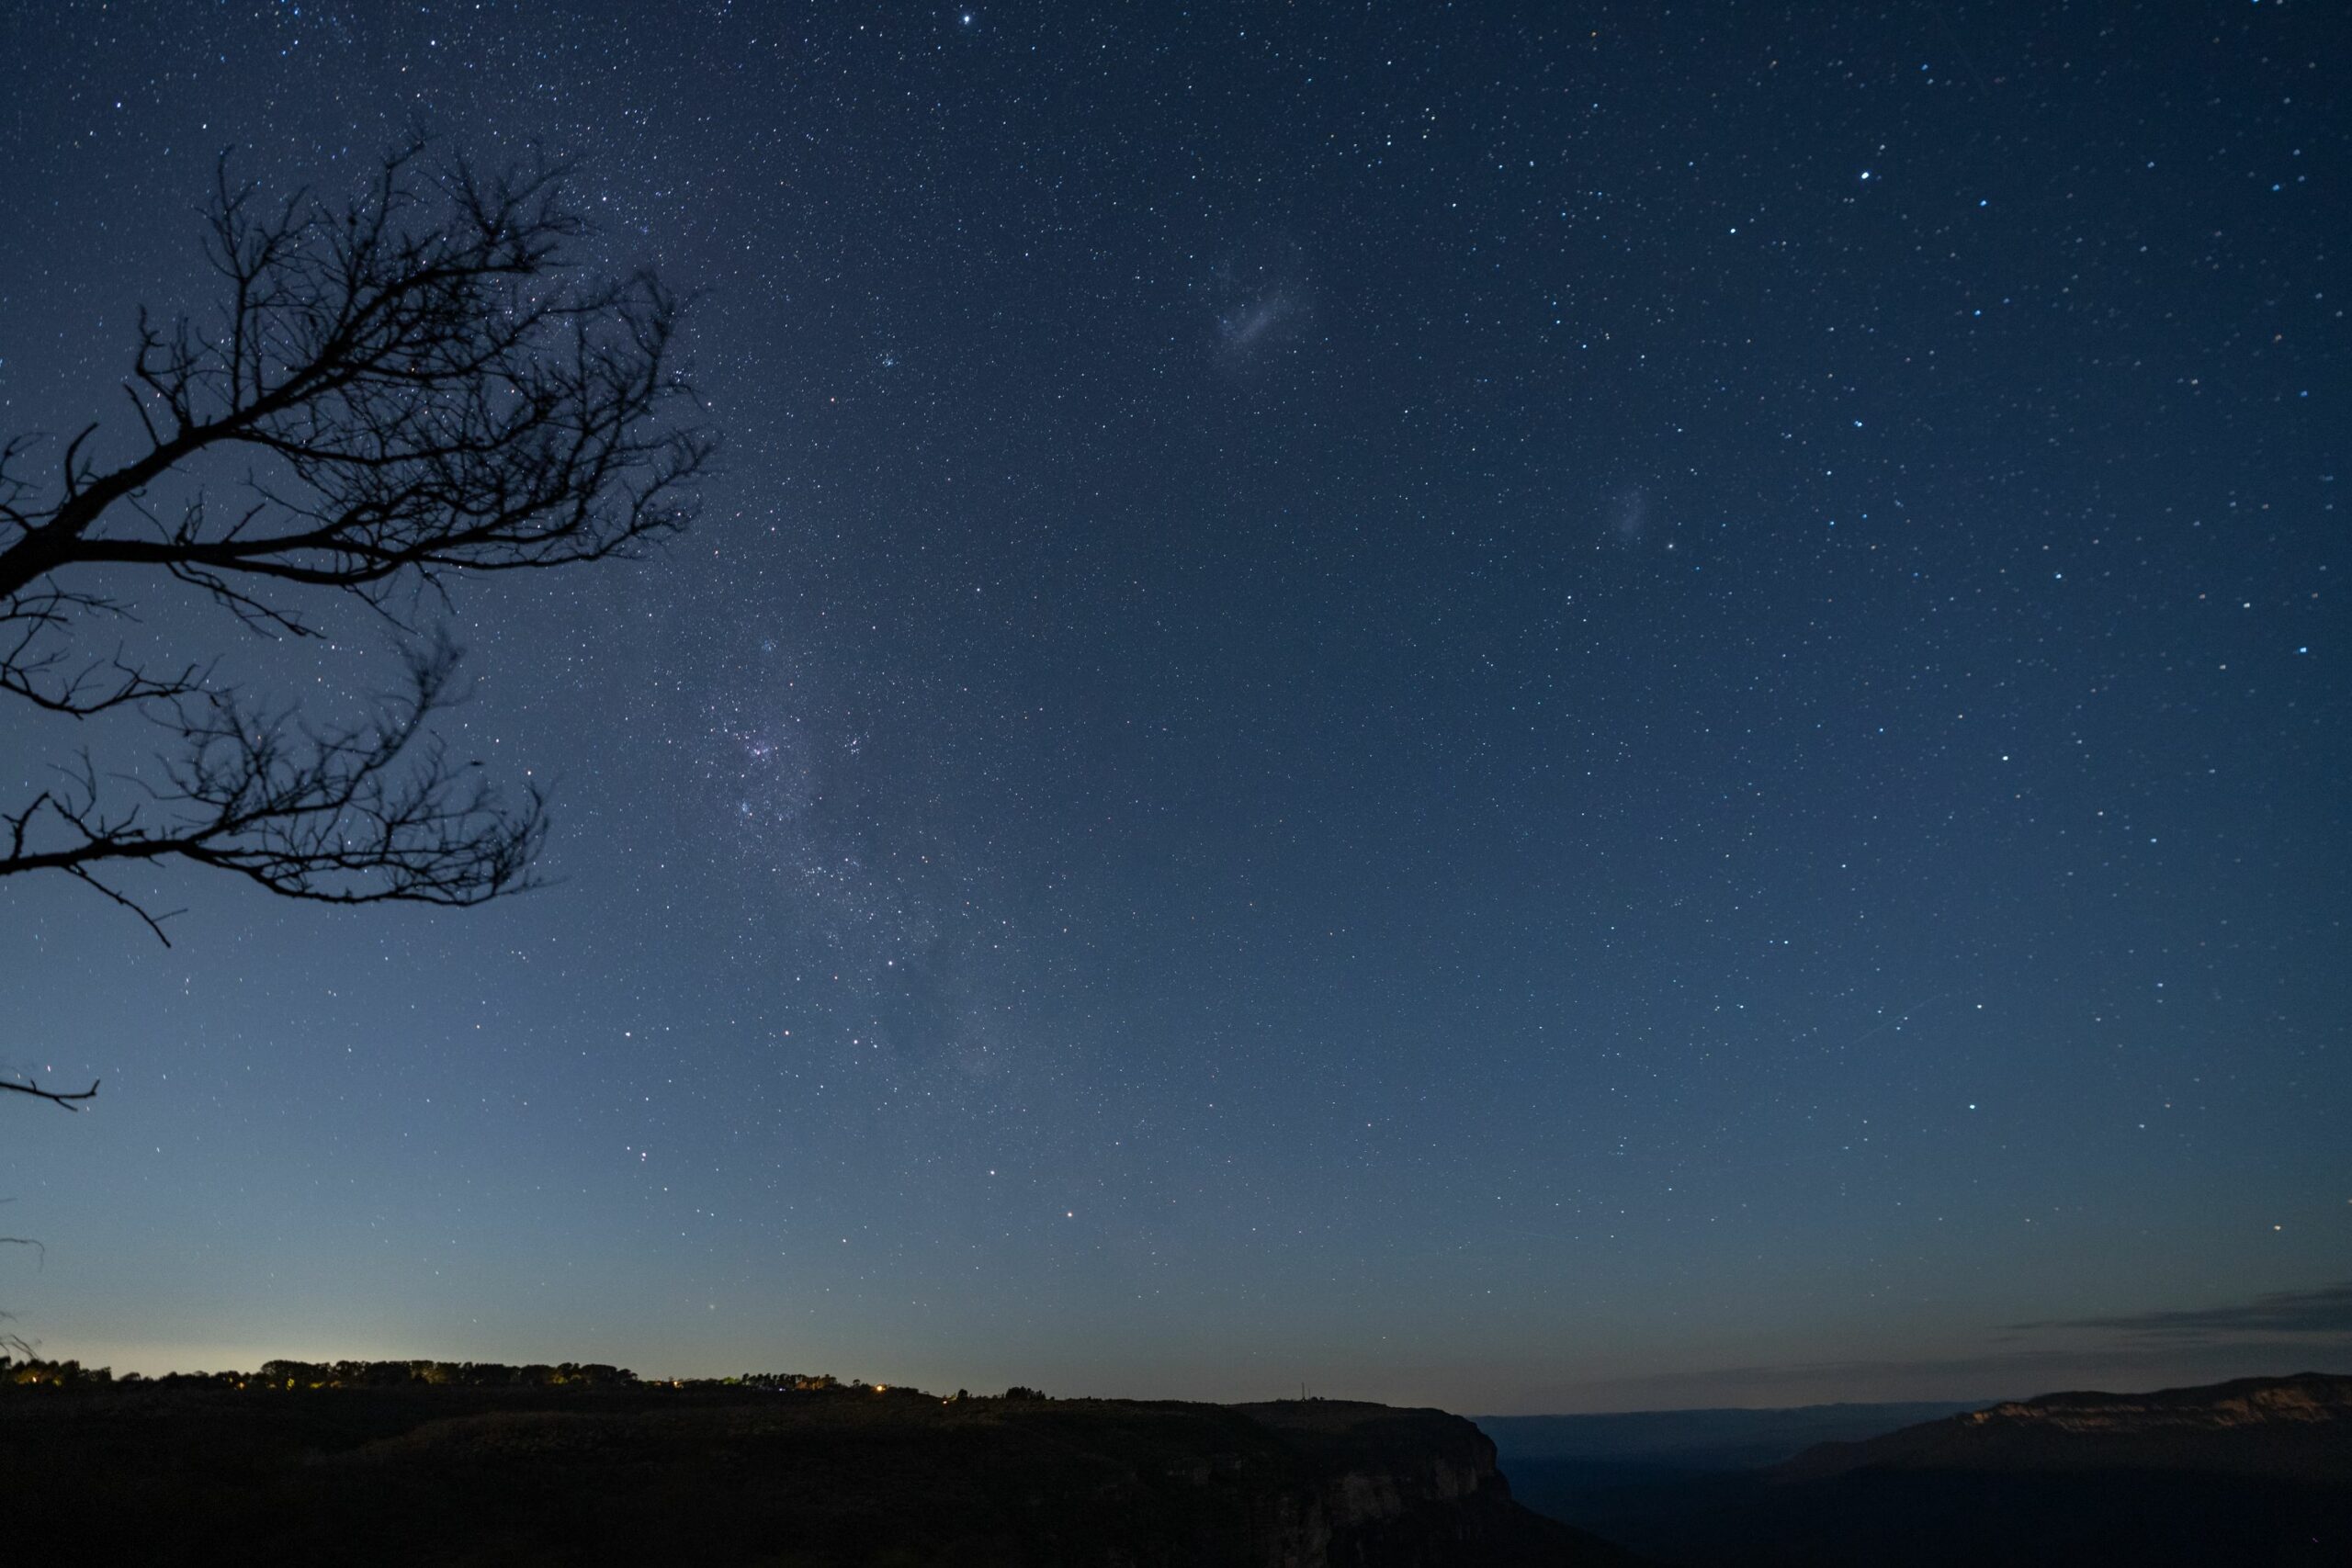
<box><xmin>6</xmin><ymin>633</ymin><xmax>546</xmax><ymax>939</ymax></box>
<box><xmin>0</xmin><ymin>141</ymin><xmax>709</xmax><ymax>943</ymax></box>
<box><xmin>0</xmin><ymin>142</ymin><xmax>711</xmax><ymax>610</ymax></box>
<box><xmin>0</xmin><ymin>1082</ymin><xmax>97</xmax><ymax>1112</ymax></box>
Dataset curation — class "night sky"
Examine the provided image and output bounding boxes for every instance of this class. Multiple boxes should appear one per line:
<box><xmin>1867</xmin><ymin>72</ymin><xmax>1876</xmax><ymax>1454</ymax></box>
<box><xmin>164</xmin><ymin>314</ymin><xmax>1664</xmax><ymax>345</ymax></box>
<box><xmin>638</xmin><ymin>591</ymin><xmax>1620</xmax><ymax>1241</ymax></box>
<box><xmin>2</xmin><ymin>3</ymin><xmax>2345</xmax><ymax>1413</ymax></box>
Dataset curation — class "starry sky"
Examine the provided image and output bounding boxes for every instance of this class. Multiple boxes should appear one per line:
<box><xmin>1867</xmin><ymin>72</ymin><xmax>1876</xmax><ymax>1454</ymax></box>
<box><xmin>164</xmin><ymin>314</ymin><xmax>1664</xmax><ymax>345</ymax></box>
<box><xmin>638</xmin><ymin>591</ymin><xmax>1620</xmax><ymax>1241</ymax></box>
<box><xmin>1</xmin><ymin>3</ymin><xmax>2345</xmax><ymax>1414</ymax></box>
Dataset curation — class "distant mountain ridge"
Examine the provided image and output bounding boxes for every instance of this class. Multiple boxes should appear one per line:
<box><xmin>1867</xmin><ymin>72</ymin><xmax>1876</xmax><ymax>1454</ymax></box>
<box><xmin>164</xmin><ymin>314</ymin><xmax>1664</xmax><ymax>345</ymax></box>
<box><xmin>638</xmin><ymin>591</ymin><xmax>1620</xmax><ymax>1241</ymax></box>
<box><xmin>1480</xmin><ymin>1400</ymin><xmax>1990</xmax><ymax>1471</ymax></box>
<box><xmin>1778</xmin><ymin>1369</ymin><xmax>2352</xmax><ymax>1485</ymax></box>
<box><xmin>1511</xmin><ymin>1371</ymin><xmax>2352</xmax><ymax>1568</ymax></box>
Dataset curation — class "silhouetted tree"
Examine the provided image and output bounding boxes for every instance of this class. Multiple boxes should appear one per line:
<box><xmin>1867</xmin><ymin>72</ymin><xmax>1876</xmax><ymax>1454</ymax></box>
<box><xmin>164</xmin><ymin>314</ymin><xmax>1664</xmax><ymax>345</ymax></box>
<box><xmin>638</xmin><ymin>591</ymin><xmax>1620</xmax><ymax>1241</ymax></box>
<box><xmin>1</xmin><ymin>142</ymin><xmax>712</xmax><ymax>1104</ymax></box>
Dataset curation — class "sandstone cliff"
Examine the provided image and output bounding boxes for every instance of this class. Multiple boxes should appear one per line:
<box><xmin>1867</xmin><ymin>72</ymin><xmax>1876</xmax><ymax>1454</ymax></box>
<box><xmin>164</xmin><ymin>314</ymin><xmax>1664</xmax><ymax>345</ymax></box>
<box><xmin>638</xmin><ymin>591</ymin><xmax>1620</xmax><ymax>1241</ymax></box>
<box><xmin>1777</xmin><ymin>1369</ymin><xmax>2352</xmax><ymax>1483</ymax></box>
<box><xmin>1537</xmin><ymin>1371</ymin><xmax>2352</xmax><ymax>1568</ymax></box>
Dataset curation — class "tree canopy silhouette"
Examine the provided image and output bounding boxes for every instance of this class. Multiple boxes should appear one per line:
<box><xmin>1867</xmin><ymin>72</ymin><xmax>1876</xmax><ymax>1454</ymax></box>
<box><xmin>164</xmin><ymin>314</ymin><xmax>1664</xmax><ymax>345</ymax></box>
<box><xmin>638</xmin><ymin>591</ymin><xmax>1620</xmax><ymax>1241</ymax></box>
<box><xmin>1</xmin><ymin>143</ymin><xmax>713</xmax><ymax>1099</ymax></box>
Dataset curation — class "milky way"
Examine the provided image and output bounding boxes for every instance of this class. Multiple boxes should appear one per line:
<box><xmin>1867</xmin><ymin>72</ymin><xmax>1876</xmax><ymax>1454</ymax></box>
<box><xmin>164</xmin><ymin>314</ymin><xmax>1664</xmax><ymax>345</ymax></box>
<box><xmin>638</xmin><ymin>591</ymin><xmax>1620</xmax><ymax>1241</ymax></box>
<box><xmin>1</xmin><ymin>3</ymin><xmax>2344</xmax><ymax>1410</ymax></box>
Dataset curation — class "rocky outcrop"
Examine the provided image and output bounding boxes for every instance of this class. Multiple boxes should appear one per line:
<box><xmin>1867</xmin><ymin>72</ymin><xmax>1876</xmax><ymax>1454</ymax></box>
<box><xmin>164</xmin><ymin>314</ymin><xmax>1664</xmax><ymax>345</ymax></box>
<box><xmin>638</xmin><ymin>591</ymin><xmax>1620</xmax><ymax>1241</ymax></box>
<box><xmin>1563</xmin><ymin>1371</ymin><xmax>2352</xmax><ymax>1568</ymax></box>
<box><xmin>1778</xmin><ymin>1370</ymin><xmax>2352</xmax><ymax>1484</ymax></box>
<box><xmin>1233</xmin><ymin>1400</ymin><xmax>1638</xmax><ymax>1564</ymax></box>
<box><xmin>1957</xmin><ymin>1371</ymin><xmax>2351</xmax><ymax>1433</ymax></box>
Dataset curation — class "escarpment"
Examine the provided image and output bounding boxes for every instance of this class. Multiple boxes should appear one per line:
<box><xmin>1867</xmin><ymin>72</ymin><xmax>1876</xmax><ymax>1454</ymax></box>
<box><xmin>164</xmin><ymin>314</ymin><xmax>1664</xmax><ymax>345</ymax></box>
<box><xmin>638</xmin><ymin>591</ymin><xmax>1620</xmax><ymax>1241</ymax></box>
<box><xmin>1776</xmin><ymin>1371</ymin><xmax>2352</xmax><ymax>1484</ymax></box>
<box><xmin>1230</xmin><ymin>1400</ymin><xmax>1640</xmax><ymax>1564</ymax></box>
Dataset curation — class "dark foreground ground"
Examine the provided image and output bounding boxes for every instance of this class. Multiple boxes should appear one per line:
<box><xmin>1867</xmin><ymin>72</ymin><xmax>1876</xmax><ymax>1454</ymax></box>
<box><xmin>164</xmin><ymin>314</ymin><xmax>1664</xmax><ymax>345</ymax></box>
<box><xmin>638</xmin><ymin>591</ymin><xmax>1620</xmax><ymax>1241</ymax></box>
<box><xmin>0</xmin><ymin>1383</ymin><xmax>1644</xmax><ymax>1567</ymax></box>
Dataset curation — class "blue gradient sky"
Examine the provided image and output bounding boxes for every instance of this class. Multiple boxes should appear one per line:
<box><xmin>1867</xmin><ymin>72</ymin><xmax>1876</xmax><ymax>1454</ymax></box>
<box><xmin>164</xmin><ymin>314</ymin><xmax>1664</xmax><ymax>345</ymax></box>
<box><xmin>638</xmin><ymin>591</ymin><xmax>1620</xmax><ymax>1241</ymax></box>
<box><xmin>2</xmin><ymin>2</ymin><xmax>2345</xmax><ymax>1412</ymax></box>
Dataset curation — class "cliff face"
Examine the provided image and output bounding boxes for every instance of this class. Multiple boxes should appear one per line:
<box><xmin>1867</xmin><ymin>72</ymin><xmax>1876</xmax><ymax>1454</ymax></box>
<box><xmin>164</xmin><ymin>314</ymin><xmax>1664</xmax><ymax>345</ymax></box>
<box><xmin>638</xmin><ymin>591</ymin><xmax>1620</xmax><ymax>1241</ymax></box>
<box><xmin>1778</xmin><ymin>1370</ymin><xmax>2352</xmax><ymax>1484</ymax></box>
<box><xmin>0</xmin><ymin>1385</ymin><xmax>1637</xmax><ymax>1567</ymax></box>
<box><xmin>1558</xmin><ymin>1371</ymin><xmax>2352</xmax><ymax>1568</ymax></box>
<box><xmin>1956</xmin><ymin>1371</ymin><xmax>2351</xmax><ymax>1434</ymax></box>
<box><xmin>1232</xmin><ymin>1401</ymin><xmax>1627</xmax><ymax>1566</ymax></box>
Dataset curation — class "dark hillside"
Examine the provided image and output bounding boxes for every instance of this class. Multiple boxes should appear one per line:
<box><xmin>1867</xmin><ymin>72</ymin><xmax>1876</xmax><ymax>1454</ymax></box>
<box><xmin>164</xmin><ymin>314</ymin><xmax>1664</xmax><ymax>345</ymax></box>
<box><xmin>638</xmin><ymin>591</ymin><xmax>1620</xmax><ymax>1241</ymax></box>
<box><xmin>1513</xmin><ymin>1371</ymin><xmax>2352</xmax><ymax>1568</ymax></box>
<box><xmin>0</xmin><ymin>1382</ymin><xmax>1645</xmax><ymax>1567</ymax></box>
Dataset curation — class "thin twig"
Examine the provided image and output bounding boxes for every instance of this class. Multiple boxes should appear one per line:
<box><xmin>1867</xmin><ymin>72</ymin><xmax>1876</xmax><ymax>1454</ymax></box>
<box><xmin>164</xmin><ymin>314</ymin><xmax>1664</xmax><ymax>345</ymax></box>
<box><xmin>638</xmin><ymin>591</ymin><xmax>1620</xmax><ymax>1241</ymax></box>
<box><xmin>0</xmin><ymin>1079</ymin><xmax>100</xmax><ymax>1111</ymax></box>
